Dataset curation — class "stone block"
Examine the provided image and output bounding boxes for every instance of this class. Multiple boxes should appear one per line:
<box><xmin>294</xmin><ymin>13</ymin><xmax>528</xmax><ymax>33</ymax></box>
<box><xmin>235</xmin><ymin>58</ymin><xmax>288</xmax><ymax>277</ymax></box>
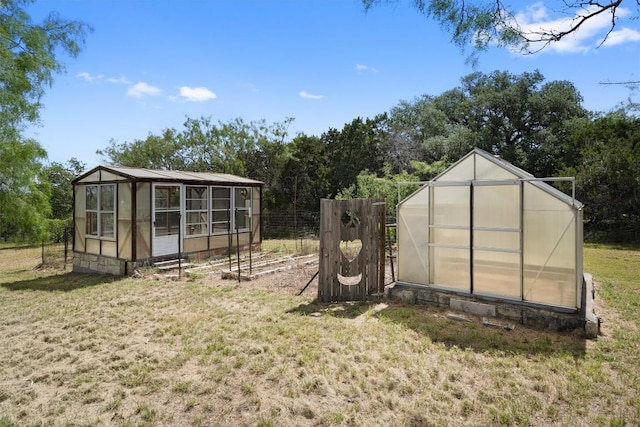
<box><xmin>450</xmin><ymin>299</ymin><xmax>496</xmax><ymax>317</ymax></box>
<box><xmin>496</xmin><ymin>305</ymin><xmax>522</xmax><ymax>321</ymax></box>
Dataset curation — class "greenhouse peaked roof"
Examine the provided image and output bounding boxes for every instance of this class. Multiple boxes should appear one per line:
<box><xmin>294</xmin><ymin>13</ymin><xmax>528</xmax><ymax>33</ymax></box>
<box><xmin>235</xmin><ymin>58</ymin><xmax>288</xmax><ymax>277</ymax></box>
<box><xmin>432</xmin><ymin>148</ymin><xmax>583</xmax><ymax>209</ymax></box>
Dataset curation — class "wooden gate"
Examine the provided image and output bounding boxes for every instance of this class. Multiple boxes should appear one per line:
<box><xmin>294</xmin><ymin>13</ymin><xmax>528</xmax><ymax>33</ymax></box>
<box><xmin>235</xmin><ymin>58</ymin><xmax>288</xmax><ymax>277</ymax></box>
<box><xmin>318</xmin><ymin>198</ymin><xmax>385</xmax><ymax>302</ymax></box>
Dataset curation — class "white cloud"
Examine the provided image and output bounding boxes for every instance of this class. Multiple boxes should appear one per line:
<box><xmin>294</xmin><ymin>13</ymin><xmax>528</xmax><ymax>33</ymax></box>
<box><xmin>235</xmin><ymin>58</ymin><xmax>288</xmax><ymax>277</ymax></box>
<box><xmin>602</xmin><ymin>27</ymin><xmax>640</xmax><ymax>47</ymax></box>
<box><xmin>299</xmin><ymin>91</ymin><xmax>324</xmax><ymax>100</ymax></box>
<box><xmin>176</xmin><ymin>86</ymin><xmax>217</xmax><ymax>102</ymax></box>
<box><xmin>127</xmin><ymin>82</ymin><xmax>162</xmax><ymax>98</ymax></box>
<box><xmin>107</xmin><ymin>76</ymin><xmax>132</xmax><ymax>85</ymax></box>
<box><xmin>356</xmin><ymin>64</ymin><xmax>378</xmax><ymax>73</ymax></box>
<box><xmin>511</xmin><ymin>3</ymin><xmax>639</xmax><ymax>53</ymax></box>
<box><xmin>76</xmin><ymin>72</ymin><xmax>103</xmax><ymax>82</ymax></box>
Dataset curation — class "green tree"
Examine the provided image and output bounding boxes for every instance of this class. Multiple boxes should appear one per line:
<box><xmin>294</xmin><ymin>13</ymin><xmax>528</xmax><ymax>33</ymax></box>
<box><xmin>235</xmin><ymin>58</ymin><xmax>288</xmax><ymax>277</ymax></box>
<box><xmin>0</xmin><ymin>137</ymin><xmax>50</xmax><ymax>241</ymax></box>
<box><xmin>97</xmin><ymin>128</ymin><xmax>185</xmax><ymax>170</ymax></box>
<box><xmin>386</xmin><ymin>95</ymin><xmax>447</xmax><ymax>173</ymax></box>
<box><xmin>323</xmin><ymin>114</ymin><xmax>391</xmax><ymax>197</ymax></box>
<box><xmin>1</xmin><ymin>0</ymin><xmax>89</xmax><ymax>241</ymax></box>
<box><xmin>97</xmin><ymin>116</ymin><xmax>296</xmax><ymax>212</ymax></box>
<box><xmin>44</xmin><ymin>158</ymin><xmax>85</xmax><ymax>220</ymax></box>
<box><xmin>336</xmin><ymin>168</ymin><xmax>421</xmax><ymax>218</ymax></box>
<box><xmin>276</xmin><ymin>134</ymin><xmax>331</xmax><ymax>213</ymax></box>
<box><xmin>570</xmin><ymin>113</ymin><xmax>640</xmax><ymax>242</ymax></box>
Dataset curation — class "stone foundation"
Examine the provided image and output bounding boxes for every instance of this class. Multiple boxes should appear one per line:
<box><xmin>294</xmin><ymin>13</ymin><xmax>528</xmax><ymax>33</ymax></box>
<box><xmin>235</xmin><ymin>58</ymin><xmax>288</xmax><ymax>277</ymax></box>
<box><xmin>73</xmin><ymin>243</ymin><xmax>261</xmax><ymax>276</ymax></box>
<box><xmin>385</xmin><ymin>273</ymin><xmax>599</xmax><ymax>338</ymax></box>
<box><xmin>73</xmin><ymin>252</ymin><xmax>127</xmax><ymax>276</ymax></box>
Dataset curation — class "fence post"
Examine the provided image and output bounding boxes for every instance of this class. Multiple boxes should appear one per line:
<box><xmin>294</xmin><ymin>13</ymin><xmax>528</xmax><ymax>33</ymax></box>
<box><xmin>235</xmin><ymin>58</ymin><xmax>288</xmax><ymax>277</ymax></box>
<box><xmin>64</xmin><ymin>227</ymin><xmax>69</xmax><ymax>269</ymax></box>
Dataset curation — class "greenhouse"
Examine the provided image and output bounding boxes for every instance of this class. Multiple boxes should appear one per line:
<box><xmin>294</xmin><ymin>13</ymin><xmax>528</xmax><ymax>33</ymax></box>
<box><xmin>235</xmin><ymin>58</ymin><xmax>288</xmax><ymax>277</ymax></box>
<box><xmin>395</xmin><ymin>148</ymin><xmax>591</xmax><ymax>327</ymax></box>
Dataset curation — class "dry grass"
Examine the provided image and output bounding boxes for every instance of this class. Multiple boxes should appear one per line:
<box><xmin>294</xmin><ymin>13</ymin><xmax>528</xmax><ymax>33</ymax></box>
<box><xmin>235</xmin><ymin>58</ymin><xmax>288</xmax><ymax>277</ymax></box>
<box><xmin>0</xmin><ymin>243</ymin><xmax>638</xmax><ymax>426</ymax></box>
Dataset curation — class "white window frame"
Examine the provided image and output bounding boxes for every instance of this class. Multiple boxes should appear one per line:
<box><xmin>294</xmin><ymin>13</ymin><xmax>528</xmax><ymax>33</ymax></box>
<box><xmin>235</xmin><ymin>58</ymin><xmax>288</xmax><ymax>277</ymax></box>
<box><xmin>184</xmin><ymin>185</ymin><xmax>208</xmax><ymax>237</ymax></box>
<box><xmin>85</xmin><ymin>183</ymin><xmax>116</xmax><ymax>240</ymax></box>
<box><xmin>211</xmin><ymin>186</ymin><xmax>232</xmax><ymax>235</ymax></box>
<box><xmin>210</xmin><ymin>186</ymin><xmax>252</xmax><ymax>235</ymax></box>
<box><xmin>233</xmin><ymin>187</ymin><xmax>252</xmax><ymax>233</ymax></box>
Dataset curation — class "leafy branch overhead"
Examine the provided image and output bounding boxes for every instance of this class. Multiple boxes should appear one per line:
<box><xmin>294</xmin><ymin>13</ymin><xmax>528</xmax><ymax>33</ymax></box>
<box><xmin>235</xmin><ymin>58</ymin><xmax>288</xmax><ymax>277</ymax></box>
<box><xmin>362</xmin><ymin>0</ymin><xmax>637</xmax><ymax>55</ymax></box>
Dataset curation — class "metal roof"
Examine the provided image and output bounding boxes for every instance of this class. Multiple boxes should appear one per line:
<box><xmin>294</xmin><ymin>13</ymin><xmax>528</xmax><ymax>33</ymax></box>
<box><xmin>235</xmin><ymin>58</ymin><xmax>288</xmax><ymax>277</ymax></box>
<box><xmin>73</xmin><ymin>165</ymin><xmax>263</xmax><ymax>185</ymax></box>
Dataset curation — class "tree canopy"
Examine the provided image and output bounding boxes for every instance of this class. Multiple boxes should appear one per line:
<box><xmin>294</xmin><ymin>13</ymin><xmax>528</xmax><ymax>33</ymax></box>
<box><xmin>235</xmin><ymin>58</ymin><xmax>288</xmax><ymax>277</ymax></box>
<box><xmin>97</xmin><ymin>69</ymin><xmax>638</xmax><ymax>243</ymax></box>
<box><xmin>0</xmin><ymin>0</ymin><xmax>89</xmax><ymax>242</ymax></box>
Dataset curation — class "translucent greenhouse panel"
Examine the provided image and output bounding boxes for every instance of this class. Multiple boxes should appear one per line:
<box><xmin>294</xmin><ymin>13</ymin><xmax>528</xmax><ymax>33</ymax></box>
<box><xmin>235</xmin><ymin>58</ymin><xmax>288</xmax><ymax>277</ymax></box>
<box><xmin>435</xmin><ymin>154</ymin><xmax>475</xmax><ymax>182</ymax></box>
<box><xmin>397</xmin><ymin>206</ymin><xmax>429</xmax><ymax>285</ymax></box>
<box><xmin>523</xmin><ymin>182</ymin><xmax>577</xmax><ymax>308</ymax></box>
<box><xmin>472</xmin><ymin>184</ymin><xmax>521</xmax><ymax>298</ymax></box>
<box><xmin>432</xmin><ymin>186</ymin><xmax>470</xmax><ymax>226</ymax></box>
<box><xmin>473</xmin><ymin>185</ymin><xmax>520</xmax><ymax>229</ymax></box>
<box><xmin>473</xmin><ymin>250</ymin><xmax>521</xmax><ymax>298</ymax></box>
<box><xmin>432</xmin><ymin>228</ymin><xmax>468</xmax><ymax>246</ymax></box>
<box><xmin>474</xmin><ymin>154</ymin><xmax>518</xmax><ymax>180</ymax></box>
<box><xmin>431</xmin><ymin>247</ymin><xmax>470</xmax><ymax>291</ymax></box>
<box><xmin>430</xmin><ymin>185</ymin><xmax>470</xmax><ymax>291</ymax></box>
<box><xmin>400</xmin><ymin>183</ymin><xmax>430</xmax><ymax>207</ymax></box>
<box><xmin>473</xmin><ymin>230</ymin><xmax>519</xmax><ymax>251</ymax></box>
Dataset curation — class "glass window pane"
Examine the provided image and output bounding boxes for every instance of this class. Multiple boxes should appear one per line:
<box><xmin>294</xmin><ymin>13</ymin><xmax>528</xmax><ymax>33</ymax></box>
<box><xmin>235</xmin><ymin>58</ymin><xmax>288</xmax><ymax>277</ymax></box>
<box><xmin>234</xmin><ymin>187</ymin><xmax>251</xmax><ymax>208</ymax></box>
<box><xmin>186</xmin><ymin>211</ymin><xmax>204</xmax><ymax>224</ymax></box>
<box><xmin>86</xmin><ymin>186</ymin><xmax>98</xmax><ymax>210</ymax></box>
<box><xmin>155</xmin><ymin>188</ymin><xmax>168</xmax><ymax>209</ymax></box>
<box><xmin>186</xmin><ymin>223</ymin><xmax>207</xmax><ymax>236</ymax></box>
<box><xmin>212</xmin><ymin>187</ymin><xmax>230</xmax><ymax>199</ymax></box>
<box><xmin>100</xmin><ymin>213</ymin><xmax>115</xmax><ymax>238</ymax></box>
<box><xmin>169</xmin><ymin>187</ymin><xmax>181</xmax><ymax>209</ymax></box>
<box><xmin>187</xmin><ymin>199</ymin><xmax>207</xmax><ymax>210</ymax></box>
<box><xmin>100</xmin><ymin>185</ymin><xmax>115</xmax><ymax>211</ymax></box>
<box><xmin>212</xmin><ymin>211</ymin><xmax>230</xmax><ymax>222</ymax></box>
<box><xmin>213</xmin><ymin>199</ymin><xmax>230</xmax><ymax>209</ymax></box>
<box><xmin>86</xmin><ymin>212</ymin><xmax>98</xmax><ymax>235</ymax></box>
<box><xmin>186</xmin><ymin>186</ymin><xmax>206</xmax><ymax>199</ymax></box>
<box><xmin>235</xmin><ymin>210</ymin><xmax>250</xmax><ymax>230</ymax></box>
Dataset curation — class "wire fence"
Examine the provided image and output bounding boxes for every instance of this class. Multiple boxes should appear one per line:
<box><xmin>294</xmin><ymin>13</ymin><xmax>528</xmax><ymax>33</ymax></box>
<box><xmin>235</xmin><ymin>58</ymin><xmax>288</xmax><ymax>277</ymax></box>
<box><xmin>262</xmin><ymin>210</ymin><xmax>321</xmax><ymax>240</ymax></box>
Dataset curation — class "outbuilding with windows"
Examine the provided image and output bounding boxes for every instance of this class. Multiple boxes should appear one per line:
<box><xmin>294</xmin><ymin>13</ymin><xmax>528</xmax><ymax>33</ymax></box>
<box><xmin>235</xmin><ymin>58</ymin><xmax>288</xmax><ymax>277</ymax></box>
<box><xmin>72</xmin><ymin>166</ymin><xmax>262</xmax><ymax>275</ymax></box>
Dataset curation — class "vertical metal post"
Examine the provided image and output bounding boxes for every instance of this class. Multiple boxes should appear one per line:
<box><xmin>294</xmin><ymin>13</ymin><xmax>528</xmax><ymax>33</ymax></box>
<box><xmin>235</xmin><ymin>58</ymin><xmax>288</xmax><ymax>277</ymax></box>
<box><xmin>64</xmin><ymin>227</ymin><xmax>69</xmax><ymax>269</ymax></box>
<box><xmin>236</xmin><ymin>208</ymin><xmax>241</xmax><ymax>283</ymax></box>
<box><xmin>178</xmin><ymin>213</ymin><xmax>182</xmax><ymax>279</ymax></box>
<box><xmin>249</xmin><ymin>217</ymin><xmax>253</xmax><ymax>275</ymax></box>
<box><xmin>520</xmin><ymin>181</ymin><xmax>525</xmax><ymax>301</ymax></box>
<box><xmin>228</xmin><ymin>207</ymin><xmax>232</xmax><ymax>271</ymax></box>
<box><xmin>469</xmin><ymin>182</ymin><xmax>474</xmax><ymax>294</ymax></box>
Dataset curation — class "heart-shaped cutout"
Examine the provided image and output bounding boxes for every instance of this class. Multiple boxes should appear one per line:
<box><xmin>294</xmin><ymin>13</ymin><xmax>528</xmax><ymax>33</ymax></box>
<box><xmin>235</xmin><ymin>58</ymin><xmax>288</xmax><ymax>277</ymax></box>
<box><xmin>340</xmin><ymin>239</ymin><xmax>362</xmax><ymax>262</ymax></box>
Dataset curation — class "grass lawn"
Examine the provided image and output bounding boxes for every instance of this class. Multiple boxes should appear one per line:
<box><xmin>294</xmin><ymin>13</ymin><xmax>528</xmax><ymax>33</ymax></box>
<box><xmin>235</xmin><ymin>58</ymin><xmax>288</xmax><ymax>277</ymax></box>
<box><xmin>0</xmin><ymin>243</ymin><xmax>638</xmax><ymax>426</ymax></box>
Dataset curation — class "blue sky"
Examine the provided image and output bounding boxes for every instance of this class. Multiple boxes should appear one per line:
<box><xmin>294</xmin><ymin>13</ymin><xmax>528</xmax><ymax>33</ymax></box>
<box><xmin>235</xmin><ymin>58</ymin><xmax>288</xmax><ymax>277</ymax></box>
<box><xmin>25</xmin><ymin>0</ymin><xmax>640</xmax><ymax>167</ymax></box>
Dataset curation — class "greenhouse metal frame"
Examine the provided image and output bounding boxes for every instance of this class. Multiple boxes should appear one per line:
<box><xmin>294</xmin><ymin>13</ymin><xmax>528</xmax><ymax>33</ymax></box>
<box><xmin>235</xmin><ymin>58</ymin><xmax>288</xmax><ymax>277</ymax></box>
<box><xmin>397</xmin><ymin>148</ymin><xmax>584</xmax><ymax>311</ymax></box>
